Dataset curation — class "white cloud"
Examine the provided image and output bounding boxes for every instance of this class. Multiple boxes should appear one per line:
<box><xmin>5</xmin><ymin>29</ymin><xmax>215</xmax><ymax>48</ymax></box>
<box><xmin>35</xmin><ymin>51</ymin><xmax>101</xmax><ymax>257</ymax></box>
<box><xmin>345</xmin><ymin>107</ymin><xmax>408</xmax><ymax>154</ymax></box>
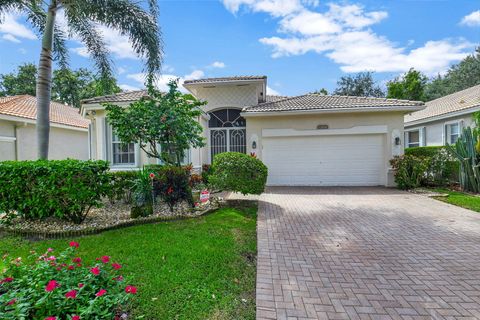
<box><xmin>127</xmin><ymin>72</ymin><xmax>188</xmax><ymax>93</ymax></box>
<box><xmin>2</xmin><ymin>34</ymin><xmax>20</xmax><ymax>43</ymax></box>
<box><xmin>119</xmin><ymin>84</ymin><xmax>140</xmax><ymax>91</ymax></box>
<box><xmin>184</xmin><ymin>69</ymin><xmax>205</xmax><ymax>80</ymax></box>
<box><xmin>210</xmin><ymin>61</ymin><xmax>226</xmax><ymax>68</ymax></box>
<box><xmin>226</xmin><ymin>1</ymin><xmax>472</xmax><ymax>75</ymax></box>
<box><xmin>117</xmin><ymin>67</ymin><xmax>127</xmax><ymax>75</ymax></box>
<box><xmin>163</xmin><ymin>64</ymin><xmax>175</xmax><ymax>73</ymax></box>
<box><xmin>0</xmin><ymin>13</ymin><xmax>37</xmax><ymax>42</ymax></box>
<box><xmin>266</xmin><ymin>86</ymin><xmax>281</xmax><ymax>95</ymax></box>
<box><xmin>461</xmin><ymin>10</ymin><xmax>480</xmax><ymax>27</ymax></box>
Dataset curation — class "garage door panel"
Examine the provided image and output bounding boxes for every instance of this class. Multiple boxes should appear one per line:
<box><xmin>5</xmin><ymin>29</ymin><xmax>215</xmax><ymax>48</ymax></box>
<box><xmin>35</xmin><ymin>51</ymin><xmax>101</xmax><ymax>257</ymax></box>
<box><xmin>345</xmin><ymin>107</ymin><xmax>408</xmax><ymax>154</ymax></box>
<box><xmin>263</xmin><ymin>134</ymin><xmax>385</xmax><ymax>186</ymax></box>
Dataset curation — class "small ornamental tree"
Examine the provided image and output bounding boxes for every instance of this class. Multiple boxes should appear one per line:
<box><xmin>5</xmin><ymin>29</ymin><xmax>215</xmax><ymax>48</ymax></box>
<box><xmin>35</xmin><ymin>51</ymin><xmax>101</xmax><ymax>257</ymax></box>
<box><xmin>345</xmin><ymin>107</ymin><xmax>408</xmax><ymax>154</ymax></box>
<box><xmin>106</xmin><ymin>80</ymin><xmax>206</xmax><ymax>166</ymax></box>
<box><xmin>210</xmin><ymin>152</ymin><xmax>268</xmax><ymax>195</ymax></box>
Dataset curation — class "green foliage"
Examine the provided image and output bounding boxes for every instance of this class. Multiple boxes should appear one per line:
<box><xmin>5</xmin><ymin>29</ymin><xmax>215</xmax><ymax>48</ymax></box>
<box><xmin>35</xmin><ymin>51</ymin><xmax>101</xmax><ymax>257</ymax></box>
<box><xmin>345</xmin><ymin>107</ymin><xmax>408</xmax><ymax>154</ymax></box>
<box><xmin>201</xmin><ymin>164</ymin><xmax>214</xmax><ymax>185</ymax></box>
<box><xmin>108</xmin><ymin>171</ymin><xmax>138</xmax><ymax>204</ymax></box>
<box><xmin>387</xmin><ymin>68</ymin><xmax>428</xmax><ymax>101</ymax></box>
<box><xmin>153</xmin><ymin>166</ymin><xmax>193</xmax><ymax>211</ymax></box>
<box><xmin>405</xmin><ymin>146</ymin><xmax>446</xmax><ymax>157</ymax></box>
<box><xmin>210</xmin><ymin>152</ymin><xmax>268</xmax><ymax>195</ymax></box>
<box><xmin>333</xmin><ymin>72</ymin><xmax>385</xmax><ymax>97</ymax></box>
<box><xmin>0</xmin><ymin>206</ymin><xmax>257</xmax><ymax>319</ymax></box>
<box><xmin>0</xmin><ymin>160</ymin><xmax>110</xmax><ymax>224</ymax></box>
<box><xmin>0</xmin><ymin>63</ymin><xmax>37</xmax><ymax>97</ymax></box>
<box><xmin>312</xmin><ymin>88</ymin><xmax>328</xmax><ymax>95</ymax></box>
<box><xmin>390</xmin><ymin>155</ymin><xmax>429</xmax><ymax>190</ymax></box>
<box><xmin>445</xmin><ymin>127</ymin><xmax>480</xmax><ymax>193</ymax></box>
<box><xmin>106</xmin><ymin>80</ymin><xmax>206</xmax><ymax>166</ymax></box>
<box><xmin>0</xmin><ymin>244</ymin><xmax>136</xmax><ymax>319</ymax></box>
<box><xmin>424</xmin><ymin>48</ymin><xmax>480</xmax><ymax>101</ymax></box>
<box><xmin>432</xmin><ymin>188</ymin><xmax>480</xmax><ymax>213</ymax></box>
<box><xmin>132</xmin><ymin>168</ymin><xmax>154</xmax><ymax>210</ymax></box>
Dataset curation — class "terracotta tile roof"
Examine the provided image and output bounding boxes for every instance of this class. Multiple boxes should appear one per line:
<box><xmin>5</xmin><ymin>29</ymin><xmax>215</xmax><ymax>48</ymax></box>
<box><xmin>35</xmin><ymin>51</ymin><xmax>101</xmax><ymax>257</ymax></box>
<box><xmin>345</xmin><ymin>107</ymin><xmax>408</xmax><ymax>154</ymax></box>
<box><xmin>405</xmin><ymin>84</ymin><xmax>480</xmax><ymax>124</ymax></box>
<box><xmin>81</xmin><ymin>90</ymin><xmax>149</xmax><ymax>104</ymax></box>
<box><xmin>244</xmin><ymin>94</ymin><xmax>424</xmax><ymax>113</ymax></box>
<box><xmin>0</xmin><ymin>95</ymin><xmax>89</xmax><ymax>129</ymax></box>
<box><xmin>184</xmin><ymin>76</ymin><xmax>267</xmax><ymax>85</ymax></box>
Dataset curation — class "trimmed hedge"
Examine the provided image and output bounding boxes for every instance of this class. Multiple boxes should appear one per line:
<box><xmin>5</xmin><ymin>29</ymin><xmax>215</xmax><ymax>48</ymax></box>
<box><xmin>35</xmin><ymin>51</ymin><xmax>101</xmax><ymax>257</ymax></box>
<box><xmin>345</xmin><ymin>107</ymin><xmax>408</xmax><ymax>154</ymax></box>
<box><xmin>210</xmin><ymin>152</ymin><xmax>268</xmax><ymax>195</ymax></box>
<box><xmin>405</xmin><ymin>146</ymin><xmax>446</xmax><ymax>157</ymax></box>
<box><xmin>0</xmin><ymin>160</ymin><xmax>110</xmax><ymax>224</ymax></box>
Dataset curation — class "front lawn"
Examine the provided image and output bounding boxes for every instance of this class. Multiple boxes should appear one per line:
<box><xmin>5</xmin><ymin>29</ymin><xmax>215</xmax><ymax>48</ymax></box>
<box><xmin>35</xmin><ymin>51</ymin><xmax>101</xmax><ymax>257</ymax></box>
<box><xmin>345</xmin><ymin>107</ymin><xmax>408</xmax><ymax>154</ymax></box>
<box><xmin>0</xmin><ymin>206</ymin><xmax>257</xmax><ymax>320</ymax></box>
<box><xmin>432</xmin><ymin>188</ymin><xmax>480</xmax><ymax>213</ymax></box>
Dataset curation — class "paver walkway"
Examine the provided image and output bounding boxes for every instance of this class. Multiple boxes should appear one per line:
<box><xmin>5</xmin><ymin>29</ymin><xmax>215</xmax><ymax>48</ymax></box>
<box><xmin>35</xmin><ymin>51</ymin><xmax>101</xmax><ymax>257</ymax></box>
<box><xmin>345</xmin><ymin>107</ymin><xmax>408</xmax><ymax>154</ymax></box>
<box><xmin>256</xmin><ymin>187</ymin><xmax>480</xmax><ymax>320</ymax></box>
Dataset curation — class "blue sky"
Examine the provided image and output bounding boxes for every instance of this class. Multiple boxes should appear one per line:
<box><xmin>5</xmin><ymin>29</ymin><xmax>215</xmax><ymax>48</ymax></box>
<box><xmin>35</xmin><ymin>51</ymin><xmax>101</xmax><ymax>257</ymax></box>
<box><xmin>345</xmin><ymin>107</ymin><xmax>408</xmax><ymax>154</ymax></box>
<box><xmin>0</xmin><ymin>0</ymin><xmax>479</xmax><ymax>96</ymax></box>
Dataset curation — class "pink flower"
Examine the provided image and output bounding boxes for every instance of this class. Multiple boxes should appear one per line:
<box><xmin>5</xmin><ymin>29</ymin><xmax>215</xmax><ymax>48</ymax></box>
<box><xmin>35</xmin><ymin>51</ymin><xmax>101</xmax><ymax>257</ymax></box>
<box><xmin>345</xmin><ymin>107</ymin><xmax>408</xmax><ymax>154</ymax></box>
<box><xmin>100</xmin><ymin>256</ymin><xmax>110</xmax><ymax>263</ymax></box>
<box><xmin>114</xmin><ymin>275</ymin><xmax>124</xmax><ymax>281</ymax></box>
<box><xmin>69</xmin><ymin>241</ymin><xmax>79</xmax><ymax>248</ymax></box>
<box><xmin>90</xmin><ymin>267</ymin><xmax>100</xmax><ymax>275</ymax></box>
<box><xmin>125</xmin><ymin>285</ymin><xmax>137</xmax><ymax>294</ymax></box>
<box><xmin>95</xmin><ymin>289</ymin><xmax>107</xmax><ymax>297</ymax></box>
<box><xmin>45</xmin><ymin>317</ymin><xmax>57</xmax><ymax>320</ymax></box>
<box><xmin>78</xmin><ymin>283</ymin><xmax>84</xmax><ymax>288</ymax></box>
<box><xmin>65</xmin><ymin>290</ymin><xmax>77</xmax><ymax>299</ymax></box>
<box><xmin>1</xmin><ymin>277</ymin><xmax>13</xmax><ymax>284</ymax></box>
<box><xmin>149</xmin><ymin>173</ymin><xmax>155</xmax><ymax>179</ymax></box>
<box><xmin>72</xmin><ymin>257</ymin><xmax>81</xmax><ymax>263</ymax></box>
<box><xmin>47</xmin><ymin>248</ymin><xmax>54</xmax><ymax>252</ymax></box>
<box><xmin>112</xmin><ymin>263</ymin><xmax>122</xmax><ymax>270</ymax></box>
<box><xmin>68</xmin><ymin>265</ymin><xmax>75</xmax><ymax>270</ymax></box>
<box><xmin>6</xmin><ymin>298</ymin><xmax>16</xmax><ymax>305</ymax></box>
<box><xmin>45</xmin><ymin>280</ymin><xmax>60</xmax><ymax>292</ymax></box>
<box><xmin>46</xmin><ymin>256</ymin><xmax>56</xmax><ymax>261</ymax></box>
<box><xmin>72</xmin><ymin>316</ymin><xmax>80</xmax><ymax>320</ymax></box>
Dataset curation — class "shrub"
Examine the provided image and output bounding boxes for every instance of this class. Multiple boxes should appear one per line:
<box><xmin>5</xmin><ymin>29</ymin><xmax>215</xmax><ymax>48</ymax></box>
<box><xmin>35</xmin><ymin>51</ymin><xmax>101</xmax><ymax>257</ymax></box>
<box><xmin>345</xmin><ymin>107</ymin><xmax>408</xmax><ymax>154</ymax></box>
<box><xmin>210</xmin><ymin>152</ymin><xmax>268</xmax><ymax>195</ymax></box>
<box><xmin>0</xmin><ymin>242</ymin><xmax>137</xmax><ymax>319</ymax></box>
<box><xmin>107</xmin><ymin>171</ymin><xmax>137</xmax><ymax>204</ymax></box>
<box><xmin>405</xmin><ymin>146</ymin><xmax>446</xmax><ymax>157</ymax></box>
<box><xmin>189</xmin><ymin>173</ymin><xmax>203</xmax><ymax>189</ymax></box>
<box><xmin>201</xmin><ymin>164</ymin><xmax>213</xmax><ymax>185</ymax></box>
<box><xmin>0</xmin><ymin>160</ymin><xmax>110</xmax><ymax>224</ymax></box>
<box><xmin>390</xmin><ymin>155</ymin><xmax>429</xmax><ymax>190</ymax></box>
<box><xmin>130</xmin><ymin>168</ymin><xmax>155</xmax><ymax>218</ymax></box>
<box><xmin>153</xmin><ymin>166</ymin><xmax>193</xmax><ymax>211</ymax></box>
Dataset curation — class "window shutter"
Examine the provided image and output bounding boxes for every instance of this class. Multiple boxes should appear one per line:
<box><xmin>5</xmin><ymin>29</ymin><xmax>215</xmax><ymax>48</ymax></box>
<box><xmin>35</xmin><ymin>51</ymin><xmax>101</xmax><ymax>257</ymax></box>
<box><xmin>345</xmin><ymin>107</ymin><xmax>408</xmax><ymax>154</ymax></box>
<box><xmin>421</xmin><ymin>127</ymin><xmax>426</xmax><ymax>147</ymax></box>
<box><xmin>104</xmin><ymin>118</ymin><xmax>110</xmax><ymax>161</ymax></box>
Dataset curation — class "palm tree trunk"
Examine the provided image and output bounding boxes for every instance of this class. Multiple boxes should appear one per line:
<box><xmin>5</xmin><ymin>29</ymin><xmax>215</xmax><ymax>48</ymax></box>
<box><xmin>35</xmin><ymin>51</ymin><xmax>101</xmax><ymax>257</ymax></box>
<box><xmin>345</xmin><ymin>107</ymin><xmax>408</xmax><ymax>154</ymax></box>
<box><xmin>36</xmin><ymin>1</ymin><xmax>57</xmax><ymax>159</ymax></box>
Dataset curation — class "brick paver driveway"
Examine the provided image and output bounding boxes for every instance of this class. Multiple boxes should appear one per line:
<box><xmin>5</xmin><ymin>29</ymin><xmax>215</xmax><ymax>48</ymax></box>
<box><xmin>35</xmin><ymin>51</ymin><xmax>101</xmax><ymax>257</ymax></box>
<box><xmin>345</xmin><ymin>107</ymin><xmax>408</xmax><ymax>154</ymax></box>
<box><xmin>256</xmin><ymin>187</ymin><xmax>480</xmax><ymax>320</ymax></box>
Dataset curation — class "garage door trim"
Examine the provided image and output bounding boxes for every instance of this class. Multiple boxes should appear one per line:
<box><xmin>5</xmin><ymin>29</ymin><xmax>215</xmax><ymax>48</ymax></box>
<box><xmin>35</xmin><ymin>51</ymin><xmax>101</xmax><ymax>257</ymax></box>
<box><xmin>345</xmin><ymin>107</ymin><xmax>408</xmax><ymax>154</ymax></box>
<box><xmin>262</xmin><ymin>125</ymin><xmax>388</xmax><ymax>138</ymax></box>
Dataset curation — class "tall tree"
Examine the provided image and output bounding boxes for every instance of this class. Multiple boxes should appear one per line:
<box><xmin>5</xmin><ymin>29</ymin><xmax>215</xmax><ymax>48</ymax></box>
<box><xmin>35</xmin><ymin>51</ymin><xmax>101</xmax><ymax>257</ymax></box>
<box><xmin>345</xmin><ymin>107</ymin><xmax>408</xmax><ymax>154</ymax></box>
<box><xmin>0</xmin><ymin>63</ymin><xmax>37</xmax><ymax>96</ymax></box>
<box><xmin>333</xmin><ymin>72</ymin><xmax>385</xmax><ymax>97</ymax></box>
<box><xmin>387</xmin><ymin>68</ymin><xmax>428</xmax><ymax>101</ymax></box>
<box><xmin>0</xmin><ymin>1</ymin><xmax>162</xmax><ymax>159</ymax></box>
<box><xmin>424</xmin><ymin>48</ymin><xmax>480</xmax><ymax>101</ymax></box>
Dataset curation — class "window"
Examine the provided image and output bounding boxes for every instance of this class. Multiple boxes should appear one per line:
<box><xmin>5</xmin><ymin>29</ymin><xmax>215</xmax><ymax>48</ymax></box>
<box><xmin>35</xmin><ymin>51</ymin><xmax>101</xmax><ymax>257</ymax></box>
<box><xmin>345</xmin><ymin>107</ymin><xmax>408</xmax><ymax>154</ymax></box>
<box><xmin>447</xmin><ymin>123</ymin><xmax>460</xmax><ymax>144</ymax></box>
<box><xmin>407</xmin><ymin>130</ymin><xmax>420</xmax><ymax>148</ymax></box>
<box><xmin>111</xmin><ymin>131</ymin><xmax>136</xmax><ymax>166</ymax></box>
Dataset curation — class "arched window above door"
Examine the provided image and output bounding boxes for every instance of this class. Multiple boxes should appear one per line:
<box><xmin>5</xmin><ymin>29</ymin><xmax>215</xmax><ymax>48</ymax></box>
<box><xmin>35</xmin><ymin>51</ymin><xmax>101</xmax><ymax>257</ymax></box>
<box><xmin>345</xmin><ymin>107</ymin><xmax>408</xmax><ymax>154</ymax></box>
<box><xmin>208</xmin><ymin>108</ymin><xmax>246</xmax><ymax>128</ymax></box>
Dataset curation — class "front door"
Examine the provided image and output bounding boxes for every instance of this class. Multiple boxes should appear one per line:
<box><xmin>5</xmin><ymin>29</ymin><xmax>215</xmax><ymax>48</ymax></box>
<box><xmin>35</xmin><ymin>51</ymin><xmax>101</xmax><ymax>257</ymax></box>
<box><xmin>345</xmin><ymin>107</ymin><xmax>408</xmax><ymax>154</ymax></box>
<box><xmin>208</xmin><ymin>108</ymin><xmax>246</xmax><ymax>162</ymax></box>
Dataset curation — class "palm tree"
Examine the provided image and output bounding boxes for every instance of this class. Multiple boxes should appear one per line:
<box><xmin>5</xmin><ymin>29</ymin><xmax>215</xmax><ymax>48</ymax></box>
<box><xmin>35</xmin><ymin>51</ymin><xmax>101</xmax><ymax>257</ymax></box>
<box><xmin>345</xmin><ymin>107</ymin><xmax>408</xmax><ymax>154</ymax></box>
<box><xmin>0</xmin><ymin>0</ymin><xmax>162</xmax><ymax>159</ymax></box>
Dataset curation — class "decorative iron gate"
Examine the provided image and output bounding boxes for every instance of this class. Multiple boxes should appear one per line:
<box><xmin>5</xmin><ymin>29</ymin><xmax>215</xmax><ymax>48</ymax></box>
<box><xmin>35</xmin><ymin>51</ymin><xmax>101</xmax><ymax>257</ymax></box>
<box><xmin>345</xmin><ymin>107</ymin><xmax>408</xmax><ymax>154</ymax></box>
<box><xmin>210</xmin><ymin>128</ymin><xmax>246</xmax><ymax>160</ymax></box>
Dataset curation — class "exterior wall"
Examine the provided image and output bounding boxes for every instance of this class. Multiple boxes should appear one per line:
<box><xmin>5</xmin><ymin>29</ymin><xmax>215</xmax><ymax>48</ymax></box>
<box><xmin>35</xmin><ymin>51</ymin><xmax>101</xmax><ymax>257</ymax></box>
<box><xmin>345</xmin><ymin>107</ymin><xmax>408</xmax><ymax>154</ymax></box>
<box><xmin>405</xmin><ymin>113</ymin><xmax>474</xmax><ymax>147</ymax></box>
<box><xmin>245</xmin><ymin>111</ymin><xmax>406</xmax><ymax>187</ymax></box>
<box><xmin>0</xmin><ymin>119</ymin><xmax>16</xmax><ymax>161</ymax></box>
<box><xmin>0</xmin><ymin>119</ymin><xmax>88</xmax><ymax>161</ymax></box>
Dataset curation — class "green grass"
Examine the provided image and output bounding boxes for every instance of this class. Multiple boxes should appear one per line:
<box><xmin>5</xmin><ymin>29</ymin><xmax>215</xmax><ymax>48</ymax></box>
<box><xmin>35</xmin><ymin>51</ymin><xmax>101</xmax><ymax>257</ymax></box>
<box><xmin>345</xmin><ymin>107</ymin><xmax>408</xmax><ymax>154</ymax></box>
<box><xmin>433</xmin><ymin>188</ymin><xmax>480</xmax><ymax>212</ymax></box>
<box><xmin>0</xmin><ymin>206</ymin><xmax>257</xmax><ymax>320</ymax></box>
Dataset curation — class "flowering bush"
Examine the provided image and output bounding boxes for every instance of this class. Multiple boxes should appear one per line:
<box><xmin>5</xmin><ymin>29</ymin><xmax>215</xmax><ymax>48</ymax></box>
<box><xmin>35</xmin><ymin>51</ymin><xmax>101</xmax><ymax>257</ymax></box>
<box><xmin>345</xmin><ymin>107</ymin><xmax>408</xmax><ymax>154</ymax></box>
<box><xmin>153</xmin><ymin>166</ymin><xmax>193</xmax><ymax>211</ymax></box>
<box><xmin>0</xmin><ymin>242</ymin><xmax>137</xmax><ymax>319</ymax></box>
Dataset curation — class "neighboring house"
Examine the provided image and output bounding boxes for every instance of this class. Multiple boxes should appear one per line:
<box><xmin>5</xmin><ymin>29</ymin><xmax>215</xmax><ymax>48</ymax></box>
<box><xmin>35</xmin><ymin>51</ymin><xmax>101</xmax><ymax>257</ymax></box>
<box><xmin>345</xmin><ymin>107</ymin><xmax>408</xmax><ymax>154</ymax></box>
<box><xmin>0</xmin><ymin>95</ymin><xmax>89</xmax><ymax>161</ymax></box>
<box><xmin>404</xmin><ymin>84</ymin><xmax>480</xmax><ymax>148</ymax></box>
<box><xmin>81</xmin><ymin>76</ymin><xmax>424</xmax><ymax>187</ymax></box>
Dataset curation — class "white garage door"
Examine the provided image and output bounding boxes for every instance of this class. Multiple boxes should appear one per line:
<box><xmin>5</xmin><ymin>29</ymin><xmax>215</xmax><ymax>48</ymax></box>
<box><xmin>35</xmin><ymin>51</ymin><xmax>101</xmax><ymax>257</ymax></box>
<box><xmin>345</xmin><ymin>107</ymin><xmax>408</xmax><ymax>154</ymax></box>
<box><xmin>263</xmin><ymin>134</ymin><xmax>385</xmax><ymax>186</ymax></box>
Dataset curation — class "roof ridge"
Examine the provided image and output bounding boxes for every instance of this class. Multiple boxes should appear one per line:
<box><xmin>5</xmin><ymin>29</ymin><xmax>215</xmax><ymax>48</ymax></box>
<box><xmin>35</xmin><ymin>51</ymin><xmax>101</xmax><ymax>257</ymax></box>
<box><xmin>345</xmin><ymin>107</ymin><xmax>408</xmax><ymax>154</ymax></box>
<box><xmin>81</xmin><ymin>89</ymin><xmax>148</xmax><ymax>104</ymax></box>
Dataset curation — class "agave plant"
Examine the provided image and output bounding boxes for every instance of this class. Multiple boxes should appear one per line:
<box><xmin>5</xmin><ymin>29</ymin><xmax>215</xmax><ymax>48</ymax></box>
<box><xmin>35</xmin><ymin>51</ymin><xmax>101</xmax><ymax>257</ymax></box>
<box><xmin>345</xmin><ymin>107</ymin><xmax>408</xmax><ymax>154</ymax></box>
<box><xmin>445</xmin><ymin>127</ymin><xmax>480</xmax><ymax>192</ymax></box>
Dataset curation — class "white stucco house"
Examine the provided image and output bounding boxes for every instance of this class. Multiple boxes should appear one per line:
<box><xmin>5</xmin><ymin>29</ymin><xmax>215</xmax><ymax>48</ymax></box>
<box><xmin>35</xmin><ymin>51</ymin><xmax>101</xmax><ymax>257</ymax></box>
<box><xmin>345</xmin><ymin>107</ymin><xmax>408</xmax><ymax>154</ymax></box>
<box><xmin>0</xmin><ymin>95</ymin><xmax>89</xmax><ymax>161</ymax></box>
<box><xmin>81</xmin><ymin>76</ymin><xmax>424</xmax><ymax>187</ymax></box>
<box><xmin>404</xmin><ymin>84</ymin><xmax>480</xmax><ymax>148</ymax></box>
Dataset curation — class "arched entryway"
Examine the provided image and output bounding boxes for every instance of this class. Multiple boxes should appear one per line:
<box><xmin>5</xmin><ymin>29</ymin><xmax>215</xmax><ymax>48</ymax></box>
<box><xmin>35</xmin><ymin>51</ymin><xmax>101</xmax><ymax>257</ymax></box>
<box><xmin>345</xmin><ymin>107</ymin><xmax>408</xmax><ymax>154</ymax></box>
<box><xmin>208</xmin><ymin>108</ymin><xmax>246</xmax><ymax>161</ymax></box>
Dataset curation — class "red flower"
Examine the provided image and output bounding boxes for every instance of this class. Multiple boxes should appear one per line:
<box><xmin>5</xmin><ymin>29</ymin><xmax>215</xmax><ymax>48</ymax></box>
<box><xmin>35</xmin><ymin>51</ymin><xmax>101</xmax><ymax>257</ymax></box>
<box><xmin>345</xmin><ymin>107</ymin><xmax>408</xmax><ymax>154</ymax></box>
<box><xmin>114</xmin><ymin>275</ymin><xmax>124</xmax><ymax>281</ymax></box>
<box><xmin>78</xmin><ymin>283</ymin><xmax>84</xmax><ymax>288</ymax></box>
<box><xmin>125</xmin><ymin>285</ymin><xmax>137</xmax><ymax>294</ymax></box>
<box><xmin>95</xmin><ymin>289</ymin><xmax>107</xmax><ymax>297</ymax></box>
<box><xmin>72</xmin><ymin>316</ymin><xmax>80</xmax><ymax>320</ymax></box>
<box><xmin>112</xmin><ymin>263</ymin><xmax>122</xmax><ymax>270</ymax></box>
<box><xmin>65</xmin><ymin>290</ymin><xmax>77</xmax><ymax>299</ymax></box>
<box><xmin>100</xmin><ymin>256</ymin><xmax>110</xmax><ymax>263</ymax></box>
<box><xmin>72</xmin><ymin>257</ymin><xmax>82</xmax><ymax>263</ymax></box>
<box><xmin>0</xmin><ymin>277</ymin><xmax>13</xmax><ymax>284</ymax></box>
<box><xmin>167</xmin><ymin>186</ymin><xmax>174</xmax><ymax>194</ymax></box>
<box><xmin>149</xmin><ymin>173</ymin><xmax>155</xmax><ymax>179</ymax></box>
<box><xmin>68</xmin><ymin>265</ymin><xmax>75</xmax><ymax>270</ymax></box>
<box><xmin>69</xmin><ymin>242</ymin><xmax>79</xmax><ymax>248</ymax></box>
<box><xmin>6</xmin><ymin>298</ymin><xmax>16</xmax><ymax>305</ymax></box>
<box><xmin>45</xmin><ymin>280</ymin><xmax>60</xmax><ymax>292</ymax></box>
<box><xmin>46</xmin><ymin>256</ymin><xmax>56</xmax><ymax>261</ymax></box>
<box><xmin>45</xmin><ymin>317</ymin><xmax>57</xmax><ymax>320</ymax></box>
<box><xmin>90</xmin><ymin>267</ymin><xmax>100</xmax><ymax>275</ymax></box>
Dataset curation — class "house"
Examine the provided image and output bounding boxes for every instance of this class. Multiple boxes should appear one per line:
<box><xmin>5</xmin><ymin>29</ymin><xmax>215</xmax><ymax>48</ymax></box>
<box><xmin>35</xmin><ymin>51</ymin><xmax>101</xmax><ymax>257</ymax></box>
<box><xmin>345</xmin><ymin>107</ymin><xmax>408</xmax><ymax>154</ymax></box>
<box><xmin>0</xmin><ymin>95</ymin><xmax>89</xmax><ymax>161</ymax></box>
<box><xmin>81</xmin><ymin>76</ymin><xmax>424</xmax><ymax>186</ymax></box>
<box><xmin>404</xmin><ymin>84</ymin><xmax>480</xmax><ymax>148</ymax></box>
